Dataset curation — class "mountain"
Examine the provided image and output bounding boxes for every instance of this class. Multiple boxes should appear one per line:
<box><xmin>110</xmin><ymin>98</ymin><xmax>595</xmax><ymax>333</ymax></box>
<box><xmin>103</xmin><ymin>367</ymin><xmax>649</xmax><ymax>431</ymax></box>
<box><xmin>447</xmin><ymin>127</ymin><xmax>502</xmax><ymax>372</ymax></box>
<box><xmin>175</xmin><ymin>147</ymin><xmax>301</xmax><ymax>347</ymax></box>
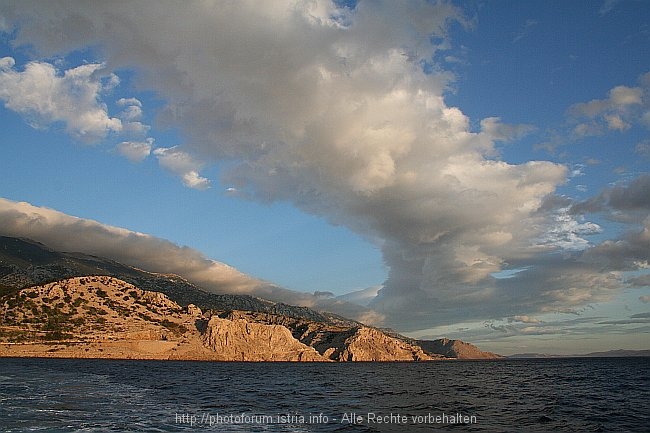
<box><xmin>0</xmin><ymin>276</ymin><xmax>435</xmax><ymax>361</ymax></box>
<box><xmin>580</xmin><ymin>349</ymin><xmax>650</xmax><ymax>357</ymax></box>
<box><xmin>0</xmin><ymin>236</ymin><xmax>329</xmax><ymax>322</ymax></box>
<box><xmin>377</xmin><ymin>329</ymin><xmax>501</xmax><ymax>360</ymax></box>
<box><xmin>507</xmin><ymin>353</ymin><xmax>562</xmax><ymax>359</ymax></box>
<box><xmin>508</xmin><ymin>349</ymin><xmax>650</xmax><ymax>358</ymax></box>
<box><xmin>415</xmin><ymin>338</ymin><xmax>502</xmax><ymax>359</ymax></box>
<box><xmin>0</xmin><ymin>236</ymin><xmax>500</xmax><ymax>361</ymax></box>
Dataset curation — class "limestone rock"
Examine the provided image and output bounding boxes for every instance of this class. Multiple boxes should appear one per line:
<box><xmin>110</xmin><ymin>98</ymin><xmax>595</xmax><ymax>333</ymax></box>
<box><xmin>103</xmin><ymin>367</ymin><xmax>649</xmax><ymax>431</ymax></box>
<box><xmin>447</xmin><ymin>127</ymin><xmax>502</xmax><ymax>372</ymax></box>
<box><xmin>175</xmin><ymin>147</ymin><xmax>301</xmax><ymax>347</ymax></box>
<box><xmin>0</xmin><ymin>273</ymin><xmax>501</xmax><ymax>362</ymax></box>
<box><xmin>335</xmin><ymin>327</ymin><xmax>433</xmax><ymax>361</ymax></box>
<box><xmin>202</xmin><ymin>316</ymin><xmax>326</xmax><ymax>361</ymax></box>
<box><xmin>186</xmin><ymin>304</ymin><xmax>202</xmax><ymax>316</ymax></box>
<box><xmin>416</xmin><ymin>338</ymin><xmax>502</xmax><ymax>359</ymax></box>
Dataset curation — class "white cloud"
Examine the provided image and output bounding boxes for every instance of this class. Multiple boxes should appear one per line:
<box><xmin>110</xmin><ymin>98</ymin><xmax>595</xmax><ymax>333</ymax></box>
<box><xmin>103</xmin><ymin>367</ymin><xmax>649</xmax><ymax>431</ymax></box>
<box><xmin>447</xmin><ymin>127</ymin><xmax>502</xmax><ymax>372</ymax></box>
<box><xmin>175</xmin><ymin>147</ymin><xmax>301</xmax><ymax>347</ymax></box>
<box><xmin>568</xmin><ymin>78</ymin><xmax>649</xmax><ymax>137</ymax></box>
<box><xmin>0</xmin><ymin>197</ymin><xmax>256</xmax><ymax>292</ymax></box>
<box><xmin>480</xmin><ymin>117</ymin><xmax>535</xmax><ymax>143</ymax></box>
<box><xmin>536</xmin><ymin>208</ymin><xmax>602</xmax><ymax>251</ymax></box>
<box><xmin>153</xmin><ymin>147</ymin><xmax>211</xmax><ymax>190</ymax></box>
<box><xmin>0</xmin><ymin>56</ymin><xmax>15</xmax><ymax>70</ymax></box>
<box><xmin>512</xmin><ymin>19</ymin><xmax>538</xmax><ymax>43</ymax></box>
<box><xmin>599</xmin><ymin>0</ymin><xmax>622</xmax><ymax>15</ymax></box>
<box><xmin>337</xmin><ymin>285</ymin><xmax>383</xmax><ymax>307</ymax></box>
<box><xmin>635</xmin><ymin>140</ymin><xmax>650</xmax><ymax>159</ymax></box>
<box><xmin>0</xmin><ymin>57</ymin><xmax>122</xmax><ymax>142</ymax></box>
<box><xmin>1</xmin><ymin>1</ymin><xmax>643</xmax><ymax>332</ymax></box>
<box><xmin>116</xmin><ymin>96</ymin><xmax>150</xmax><ymax>137</ymax></box>
<box><xmin>117</xmin><ymin>138</ymin><xmax>153</xmax><ymax>163</ymax></box>
<box><xmin>609</xmin><ymin>85</ymin><xmax>643</xmax><ymax>106</ymax></box>
<box><xmin>181</xmin><ymin>171</ymin><xmax>211</xmax><ymax>190</ymax></box>
<box><xmin>117</xmin><ymin>97</ymin><xmax>142</xmax><ymax>108</ymax></box>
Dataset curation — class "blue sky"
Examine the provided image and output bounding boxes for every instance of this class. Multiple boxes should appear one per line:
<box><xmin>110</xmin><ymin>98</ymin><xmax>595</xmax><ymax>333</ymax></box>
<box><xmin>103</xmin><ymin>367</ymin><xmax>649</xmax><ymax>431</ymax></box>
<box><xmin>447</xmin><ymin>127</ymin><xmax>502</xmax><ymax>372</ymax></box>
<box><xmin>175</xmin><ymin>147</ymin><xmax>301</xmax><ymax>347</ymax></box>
<box><xmin>0</xmin><ymin>1</ymin><xmax>648</xmax><ymax>354</ymax></box>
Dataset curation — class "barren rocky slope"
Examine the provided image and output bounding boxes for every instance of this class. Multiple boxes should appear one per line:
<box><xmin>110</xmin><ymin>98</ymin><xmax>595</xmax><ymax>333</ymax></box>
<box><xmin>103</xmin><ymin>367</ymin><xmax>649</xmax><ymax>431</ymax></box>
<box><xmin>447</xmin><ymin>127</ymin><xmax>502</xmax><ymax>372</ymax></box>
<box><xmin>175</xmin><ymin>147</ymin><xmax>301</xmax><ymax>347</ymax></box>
<box><xmin>0</xmin><ymin>236</ymin><xmax>330</xmax><ymax>323</ymax></box>
<box><xmin>0</xmin><ymin>276</ymin><xmax>437</xmax><ymax>361</ymax></box>
<box><xmin>0</xmin><ymin>237</ymin><xmax>501</xmax><ymax>361</ymax></box>
<box><xmin>416</xmin><ymin>338</ymin><xmax>502</xmax><ymax>359</ymax></box>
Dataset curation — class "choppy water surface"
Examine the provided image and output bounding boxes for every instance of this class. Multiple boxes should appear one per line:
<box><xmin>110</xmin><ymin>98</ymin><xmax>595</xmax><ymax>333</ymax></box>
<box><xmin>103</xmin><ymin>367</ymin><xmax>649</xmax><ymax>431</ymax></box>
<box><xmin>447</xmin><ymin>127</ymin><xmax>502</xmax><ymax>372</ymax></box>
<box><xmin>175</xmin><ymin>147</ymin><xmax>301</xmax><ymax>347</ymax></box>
<box><xmin>0</xmin><ymin>357</ymin><xmax>648</xmax><ymax>432</ymax></box>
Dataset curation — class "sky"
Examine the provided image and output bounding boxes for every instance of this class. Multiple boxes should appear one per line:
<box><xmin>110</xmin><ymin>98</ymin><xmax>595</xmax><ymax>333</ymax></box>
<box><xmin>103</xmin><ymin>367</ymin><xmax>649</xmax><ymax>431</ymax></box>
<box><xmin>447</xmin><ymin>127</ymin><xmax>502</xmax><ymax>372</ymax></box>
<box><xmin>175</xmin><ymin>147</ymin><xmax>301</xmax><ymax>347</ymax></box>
<box><xmin>0</xmin><ymin>0</ymin><xmax>649</xmax><ymax>355</ymax></box>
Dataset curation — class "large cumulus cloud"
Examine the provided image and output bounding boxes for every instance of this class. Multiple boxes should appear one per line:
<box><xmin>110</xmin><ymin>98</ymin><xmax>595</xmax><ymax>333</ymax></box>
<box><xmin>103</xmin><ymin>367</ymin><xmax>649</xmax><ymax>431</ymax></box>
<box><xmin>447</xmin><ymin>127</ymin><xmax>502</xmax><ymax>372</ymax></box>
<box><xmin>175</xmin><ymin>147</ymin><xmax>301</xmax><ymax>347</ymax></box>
<box><xmin>2</xmin><ymin>1</ymin><xmax>645</xmax><ymax>331</ymax></box>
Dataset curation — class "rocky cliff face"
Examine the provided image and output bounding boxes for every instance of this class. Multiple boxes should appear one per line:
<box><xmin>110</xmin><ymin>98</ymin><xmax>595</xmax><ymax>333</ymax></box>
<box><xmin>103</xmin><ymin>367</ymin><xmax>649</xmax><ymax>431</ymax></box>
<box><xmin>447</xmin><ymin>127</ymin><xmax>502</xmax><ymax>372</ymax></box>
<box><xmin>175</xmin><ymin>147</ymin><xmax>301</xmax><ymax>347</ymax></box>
<box><xmin>0</xmin><ymin>236</ymin><xmax>503</xmax><ymax>361</ymax></box>
<box><xmin>416</xmin><ymin>338</ymin><xmax>502</xmax><ymax>359</ymax></box>
<box><xmin>202</xmin><ymin>316</ymin><xmax>325</xmax><ymax>361</ymax></box>
<box><xmin>0</xmin><ymin>276</ymin><xmax>439</xmax><ymax>361</ymax></box>
<box><xmin>0</xmin><ymin>276</ymin><xmax>500</xmax><ymax>361</ymax></box>
<box><xmin>216</xmin><ymin>310</ymin><xmax>436</xmax><ymax>361</ymax></box>
<box><xmin>334</xmin><ymin>327</ymin><xmax>433</xmax><ymax>361</ymax></box>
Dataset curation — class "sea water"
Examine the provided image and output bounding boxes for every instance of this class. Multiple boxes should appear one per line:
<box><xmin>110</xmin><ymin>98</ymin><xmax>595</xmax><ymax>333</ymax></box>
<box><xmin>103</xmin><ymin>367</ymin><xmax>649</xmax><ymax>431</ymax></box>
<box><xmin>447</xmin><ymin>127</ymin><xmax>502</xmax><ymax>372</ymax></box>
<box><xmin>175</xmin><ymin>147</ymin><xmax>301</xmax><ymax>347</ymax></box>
<box><xmin>0</xmin><ymin>357</ymin><xmax>648</xmax><ymax>432</ymax></box>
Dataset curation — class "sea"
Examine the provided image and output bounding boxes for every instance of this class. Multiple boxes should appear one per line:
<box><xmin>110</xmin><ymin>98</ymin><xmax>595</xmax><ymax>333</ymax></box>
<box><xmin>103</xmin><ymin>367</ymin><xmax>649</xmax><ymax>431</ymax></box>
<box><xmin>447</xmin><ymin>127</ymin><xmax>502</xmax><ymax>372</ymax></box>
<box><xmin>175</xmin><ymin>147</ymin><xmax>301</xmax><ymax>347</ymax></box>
<box><xmin>0</xmin><ymin>357</ymin><xmax>648</xmax><ymax>432</ymax></box>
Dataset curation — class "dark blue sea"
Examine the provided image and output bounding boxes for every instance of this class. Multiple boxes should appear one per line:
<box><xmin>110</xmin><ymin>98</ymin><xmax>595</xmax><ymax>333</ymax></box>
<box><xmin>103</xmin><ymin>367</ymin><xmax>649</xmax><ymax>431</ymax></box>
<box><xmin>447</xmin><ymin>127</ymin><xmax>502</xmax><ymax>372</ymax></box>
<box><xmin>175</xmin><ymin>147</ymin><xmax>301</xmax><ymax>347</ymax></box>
<box><xmin>0</xmin><ymin>357</ymin><xmax>648</xmax><ymax>432</ymax></box>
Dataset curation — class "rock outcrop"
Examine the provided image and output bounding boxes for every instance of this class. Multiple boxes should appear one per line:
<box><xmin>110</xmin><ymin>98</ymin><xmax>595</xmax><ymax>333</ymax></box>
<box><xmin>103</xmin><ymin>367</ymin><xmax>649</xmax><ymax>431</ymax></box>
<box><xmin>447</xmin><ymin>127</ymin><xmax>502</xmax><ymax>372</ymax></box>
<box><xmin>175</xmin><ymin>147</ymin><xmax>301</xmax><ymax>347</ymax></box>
<box><xmin>202</xmin><ymin>316</ymin><xmax>325</xmax><ymax>361</ymax></box>
<box><xmin>416</xmin><ymin>338</ymin><xmax>502</xmax><ymax>359</ymax></box>
<box><xmin>333</xmin><ymin>327</ymin><xmax>433</xmax><ymax>361</ymax></box>
<box><xmin>216</xmin><ymin>310</ymin><xmax>436</xmax><ymax>361</ymax></box>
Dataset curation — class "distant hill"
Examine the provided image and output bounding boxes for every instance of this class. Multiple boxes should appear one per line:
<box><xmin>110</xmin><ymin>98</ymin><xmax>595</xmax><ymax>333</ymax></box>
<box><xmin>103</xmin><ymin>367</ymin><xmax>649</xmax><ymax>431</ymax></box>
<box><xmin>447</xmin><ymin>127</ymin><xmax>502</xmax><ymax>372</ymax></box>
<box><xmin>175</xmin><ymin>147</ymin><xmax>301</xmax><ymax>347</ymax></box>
<box><xmin>379</xmin><ymin>329</ymin><xmax>501</xmax><ymax>359</ymax></box>
<box><xmin>507</xmin><ymin>353</ymin><xmax>562</xmax><ymax>359</ymax></box>
<box><xmin>579</xmin><ymin>349</ymin><xmax>650</xmax><ymax>357</ymax></box>
<box><xmin>415</xmin><ymin>338</ymin><xmax>502</xmax><ymax>359</ymax></box>
<box><xmin>508</xmin><ymin>349</ymin><xmax>650</xmax><ymax>358</ymax></box>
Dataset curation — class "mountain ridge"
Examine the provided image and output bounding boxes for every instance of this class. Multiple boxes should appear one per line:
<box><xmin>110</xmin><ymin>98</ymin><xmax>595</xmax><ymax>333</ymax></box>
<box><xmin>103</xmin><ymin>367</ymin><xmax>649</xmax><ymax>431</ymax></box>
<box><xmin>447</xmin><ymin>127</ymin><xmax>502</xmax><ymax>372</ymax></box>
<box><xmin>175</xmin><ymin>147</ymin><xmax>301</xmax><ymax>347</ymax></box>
<box><xmin>508</xmin><ymin>349</ymin><xmax>650</xmax><ymax>358</ymax></box>
<box><xmin>0</xmin><ymin>275</ymin><xmax>438</xmax><ymax>361</ymax></box>
<box><xmin>0</xmin><ymin>236</ymin><xmax>500</xmax><ymax>361</ymax></box>
<box><xmin>0</xmin><ymin>236</ymin><xmax>330</xmax><ymax>323</ymax></box>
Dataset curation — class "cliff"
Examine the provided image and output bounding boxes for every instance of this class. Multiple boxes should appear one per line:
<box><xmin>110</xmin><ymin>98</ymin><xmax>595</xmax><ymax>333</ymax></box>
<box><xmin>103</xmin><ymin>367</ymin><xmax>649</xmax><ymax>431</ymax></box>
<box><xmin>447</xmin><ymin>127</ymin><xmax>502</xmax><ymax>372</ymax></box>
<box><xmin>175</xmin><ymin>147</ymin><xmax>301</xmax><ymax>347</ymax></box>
<box><xmin>333</xmin><ymin>327</ymin><xmax>434</xmax><ymax>361</ymax></box>
<box><xmin>416</xmin><ymin>338</ymin><xmax>502</xmax><ymax>359</ymax></box>
<box><xmin>0</xmin><ymin>276</ymin><xmax>497</xmax><ymax>361</ymax></box>
<box><xmin>0</xmin><ymin>236</ymin><xmax>502</xmax><ymax>361</ymax></box>
<box><xmin>201</xmin><ymin>316</ymin><xmax>325</xmax><ymax>361</ymax></box>
<box><xmin>219</xmin><ymin>310</ymin><xmax>437</xmax><ymax>361</ymax></box>
<box><xmin>0</xmin><ymin>276</ymin><xmax>434</xmax><ymax>361</ymax></box>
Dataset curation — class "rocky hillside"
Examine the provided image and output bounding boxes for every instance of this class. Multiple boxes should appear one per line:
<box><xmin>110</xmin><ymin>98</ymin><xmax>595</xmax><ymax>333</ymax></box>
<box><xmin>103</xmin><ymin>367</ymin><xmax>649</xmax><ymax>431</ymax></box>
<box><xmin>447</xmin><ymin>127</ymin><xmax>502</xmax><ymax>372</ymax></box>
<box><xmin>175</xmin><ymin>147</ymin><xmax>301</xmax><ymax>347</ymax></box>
<box><xmin>218</xmin><ymin>310</ymin><xmax>438</xmax><ymax>361</ymax></box>
<box><xmin>0</xmin><ymin>236</ymin><xmax>329</xmax><ymax>322</ymax></box>
<box><xmin>416</xmin><ymin>338</ymin><xmax>502</xmax><ymax>359</ymax></box>
<box><xmin>0</xmin><ymin>237</ymin><xmax>501</xmax><ymax>360</ymax></box>
<box><xmin>0</xmin><ymin>276</ymin><xmax>439</xmax><ymax>361</ymax></box>
<box><xmin>201</xmin><ymin>317</ymin><xmax>325</xmax><ymax>361</ymax></box>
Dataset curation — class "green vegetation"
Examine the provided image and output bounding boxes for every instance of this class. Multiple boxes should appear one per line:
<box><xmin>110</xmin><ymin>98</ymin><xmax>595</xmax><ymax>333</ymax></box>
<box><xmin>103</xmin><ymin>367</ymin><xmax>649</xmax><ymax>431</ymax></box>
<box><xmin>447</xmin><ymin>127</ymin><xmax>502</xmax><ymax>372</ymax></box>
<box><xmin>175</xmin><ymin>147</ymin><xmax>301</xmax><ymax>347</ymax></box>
<box><xmin>0</xmin><ymin>328</ymin><xmax>36</xmax><ymax>343</ymax></box>
<box><xmin>0</xmin><ymin>285</ymin><xmax>20</xmax><ymax>297</ymax></box>
<box><xmin>42</xmin><ymin>330</ymin><xmax>73</xmax><ymax>341</ymax></box>
<box><xmin>72</xmin><ymin>297</ymin><xmax>86</xmax><ymax>307</ymax></box>
<box><xmin>137</xmin><ymin>312</ymin><xmax>155</xmax><ymax>321</ymax></box>
<box><xmin>161</xmin><ymin>319</ymin><xmax>187</xmax><ymax>336</ymax></box>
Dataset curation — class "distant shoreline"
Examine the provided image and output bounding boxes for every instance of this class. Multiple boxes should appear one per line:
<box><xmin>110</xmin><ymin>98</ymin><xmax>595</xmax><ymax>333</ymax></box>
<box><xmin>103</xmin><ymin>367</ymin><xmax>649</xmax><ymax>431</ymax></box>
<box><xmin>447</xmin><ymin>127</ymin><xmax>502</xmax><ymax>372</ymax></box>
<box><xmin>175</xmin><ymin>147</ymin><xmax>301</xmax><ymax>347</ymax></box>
<box><xmin>506</xmin><ymin>349</ymin><xmax>650</xmax><ymax>359</ymax></box>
